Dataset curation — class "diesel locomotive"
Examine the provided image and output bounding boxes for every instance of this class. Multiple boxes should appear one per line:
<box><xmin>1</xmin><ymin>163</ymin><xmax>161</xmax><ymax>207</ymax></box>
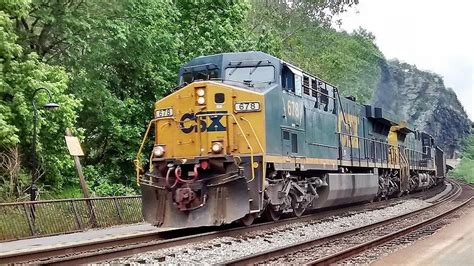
<box><xmin>135</xmin><ymin>51</ymin><xmax>445</xmax><ymax>228</ymax></box>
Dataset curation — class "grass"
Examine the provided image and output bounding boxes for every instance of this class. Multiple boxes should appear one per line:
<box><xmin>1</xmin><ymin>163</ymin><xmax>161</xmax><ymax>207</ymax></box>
<box><xmin>449</xmin><ymin>158</ymin><xmax>474</xmax><ymax>184</ymax></box>
<box><xmin>40</xmin><ymin>185</ymin><xmax>85</xmax><ymax>200</ymax></box>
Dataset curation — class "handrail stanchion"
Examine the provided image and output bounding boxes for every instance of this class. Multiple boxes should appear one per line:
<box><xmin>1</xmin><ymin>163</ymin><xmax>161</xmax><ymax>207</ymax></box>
<box><xmin>239</xmin><ymin>117</ymin><xmax>264</xmax><ymax>153</ymax></box>
<box><xmin>135</xmin><ymin>119</ymin><xmax>156</xmax><ymax>185</ymax></box>
<box><xmin>230</xmin><ymin>114</ymin><xmax>256</xmax><ymax>183</ymax></box>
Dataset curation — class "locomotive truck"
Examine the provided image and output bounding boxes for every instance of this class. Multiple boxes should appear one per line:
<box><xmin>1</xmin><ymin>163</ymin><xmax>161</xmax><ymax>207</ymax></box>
<box><xmin>135</xmin><ymin>51</ymin><xmax>445</xmax><ymax>227</ymax></box>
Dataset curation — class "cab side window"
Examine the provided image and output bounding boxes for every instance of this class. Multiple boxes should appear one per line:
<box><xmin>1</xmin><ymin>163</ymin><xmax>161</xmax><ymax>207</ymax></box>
<box><xmin>282</xmin><ymin>66</ymin><xmax>295</xmax><ymax>92</ymax></box>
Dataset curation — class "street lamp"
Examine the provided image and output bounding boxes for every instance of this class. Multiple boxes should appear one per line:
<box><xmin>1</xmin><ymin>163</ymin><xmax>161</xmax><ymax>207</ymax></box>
<box><xmin>31</xmin><ymin>88</ymin><xmax>59</xmax><ymax>201</ymax></box>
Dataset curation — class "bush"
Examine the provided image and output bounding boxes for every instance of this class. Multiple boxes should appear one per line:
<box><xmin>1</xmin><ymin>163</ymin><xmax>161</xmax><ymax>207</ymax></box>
<box><xmin>450</xmin><ymin>158</ymin><xmax>474</xmax><ymax>184</ymax></box>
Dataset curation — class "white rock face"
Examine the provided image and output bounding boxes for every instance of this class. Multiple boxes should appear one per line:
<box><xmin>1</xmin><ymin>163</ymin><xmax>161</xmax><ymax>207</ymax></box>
<box><xmin>373</xmin><ymin>59</ymin><xmax>471</xmax><ymax>157</ymax></box>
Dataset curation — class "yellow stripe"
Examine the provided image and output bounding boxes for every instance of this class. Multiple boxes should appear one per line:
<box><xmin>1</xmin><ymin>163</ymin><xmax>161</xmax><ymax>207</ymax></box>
<box><xmin>265</xmin><ymin>155</ymin><xmax>338</xmax><ymax>167</ymax></box>
<box><xmin>339</xmin><ymin>160</ymin><xmax>436</xmax><ymax>171</ymax></box>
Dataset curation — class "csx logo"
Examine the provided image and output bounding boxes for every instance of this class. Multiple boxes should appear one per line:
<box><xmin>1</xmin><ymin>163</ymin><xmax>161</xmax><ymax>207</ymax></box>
<box><xmin>180</xmin><ymin>111</ymin><xmax>227</xmax><ymax>134</ymax></box>
<box><xmin>338</xmin><ymin>113</ymin><xmax>359</xmax><ymax>148</ymax></box>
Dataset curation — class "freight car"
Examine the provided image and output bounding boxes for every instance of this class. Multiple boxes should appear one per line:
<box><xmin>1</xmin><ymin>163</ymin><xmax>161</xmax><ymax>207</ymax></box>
<box><xmin>135</xmin><ymin>51</ymin><xmax>444</xmax><ymax>227</ymax></box>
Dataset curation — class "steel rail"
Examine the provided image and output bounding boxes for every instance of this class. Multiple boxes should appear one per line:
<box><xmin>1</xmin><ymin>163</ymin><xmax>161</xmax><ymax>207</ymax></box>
<box><xmin>0</xmin><ymin>182</ymin><xmax>450</xmax><ymax>265</ymax></box>
<box><xmin>0</xmin><ymin>198</ymin><xmax>408</xmax><ymax>265</ymax></box>
<box><xmin>308</xmin><ymin>196</ymin><xmax>472</xmax><ymax>265</ymax></box>
<box><xmin>225</xmin><ymin>180</ymin><xmax>463</xmax><ymax>265</ymax></box>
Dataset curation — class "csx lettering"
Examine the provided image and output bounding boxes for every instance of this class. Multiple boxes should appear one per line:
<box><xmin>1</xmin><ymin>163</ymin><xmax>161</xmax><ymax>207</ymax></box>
<box><xmin>180</xmin><ymin>112</ymin><xmax>226</xmax><ymax>134</ymax></box>
<box><xmin>338</xmin><ymin>113</ymin><xmax>359</xmax><ymax>148</ymax></box>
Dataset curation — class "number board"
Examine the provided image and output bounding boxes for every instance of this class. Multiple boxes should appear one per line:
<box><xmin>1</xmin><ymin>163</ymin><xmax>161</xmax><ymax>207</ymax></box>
<box><xmin>155</xmin><ymin>107</ymin><xmax>173</xmax><ymax>118</ymax></box>
<box><xmin>234</xmin><ymin>102</ymin><xmax>261</xmax><ymax>112</ymax></box>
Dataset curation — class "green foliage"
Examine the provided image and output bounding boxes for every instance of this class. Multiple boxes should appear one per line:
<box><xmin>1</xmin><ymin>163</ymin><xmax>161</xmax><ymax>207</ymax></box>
<box><xmin>1</xmin><ymin>5</ymin><xmax>81</xmax><ymax>197</ymax></box>
<box><xmin>62</xmin><ymin>0</ymin><xmax>261</xmax><ymax>193</ymax></box>
<box><xmin>451</xmin><ymin>135</ymin><xmax>474</xmax><ymax>184</ymax></box>
<box><xmin>459</xmin><ymin>134</ymin><xmax>474</xmax><ymax>160</ymax></box>
<box><xmin>176</xmin><ymin>0</ymin><xmax>251</xmax><ymax>60</ymax></box>
<box><xmin>0</xmin><ymin>0</ymin><xmax>31</xmax><ymax>17</ymax></box>
<box><xmin>90</xmin><ymin>181</ymin><xmax>136</xmax><ymax>197</ymax></box>
<box><xmin>284</xmin><ymin>26</ymin><xmax>383</xmax><ymax>103</ymax></box>
<box><xmin>63</xmin><ymin>0</ymin><xmax>182</xmax><ymax>188</ymax></box>
<box><xmin>40</xmin><ymin>185</ymin><xmax>83</xmax><ymax>200</ymax></box>
<box><xmin>450</xmin><ymin>158</ymin><xmax>474</xmax><ymax>184</ymax></box>
<box><xmin>82</xmin><ymin>165</ymin><xmax>136</xmax><ymax>196</ymax></box>
<box><xmin>2</xmin><ymin>0</ymin><xmax>373</xmax><ymax>200</ymax></box>
<box><xmin>248</xmin><ymin>1</ymin><xmax>381</xmax><ymax>103</ymax></box>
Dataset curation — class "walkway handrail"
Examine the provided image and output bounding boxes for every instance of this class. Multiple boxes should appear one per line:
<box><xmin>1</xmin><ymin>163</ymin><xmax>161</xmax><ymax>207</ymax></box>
<box><xmin>0</xmin><ymin>196</ymin><xmax>142</xmax><ymax>242</ymax></box>
<box><xmin>134</xmin><ymin>117</ymin><xmax>174</xmax><ymax>185</ymax></box>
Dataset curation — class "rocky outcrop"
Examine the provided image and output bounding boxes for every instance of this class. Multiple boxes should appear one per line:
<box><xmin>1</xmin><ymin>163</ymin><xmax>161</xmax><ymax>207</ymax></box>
<box><xmin>373</xmin><ymin>59</ymin><xmax>471</xmax><ymax>158</ymax></box>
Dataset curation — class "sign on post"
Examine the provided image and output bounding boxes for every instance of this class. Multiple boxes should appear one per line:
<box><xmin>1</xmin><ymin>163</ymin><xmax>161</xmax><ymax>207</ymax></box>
<box><xmin>65</xmin><ymin>136</ymin><xmax>85</xmax><ymax>156</ymax></box>
<box><xmin>65</xmin><ymin>128</ymin><xmax>97</xmax><ymax>226</ymax></box>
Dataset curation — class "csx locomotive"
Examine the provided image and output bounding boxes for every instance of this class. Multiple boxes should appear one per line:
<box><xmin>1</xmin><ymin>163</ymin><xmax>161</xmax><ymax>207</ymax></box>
<box><xmin>135</xmin><ymin>51</ymin><xmax>445</xmax><ymax>227</ymax></box>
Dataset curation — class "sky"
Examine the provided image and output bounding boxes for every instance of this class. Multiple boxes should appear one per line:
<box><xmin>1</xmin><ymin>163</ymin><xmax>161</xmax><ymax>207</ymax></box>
<box><xmin>335</xmin><ymin>0</ymin><xmax>474</xmax><ymax>120</ymax></box>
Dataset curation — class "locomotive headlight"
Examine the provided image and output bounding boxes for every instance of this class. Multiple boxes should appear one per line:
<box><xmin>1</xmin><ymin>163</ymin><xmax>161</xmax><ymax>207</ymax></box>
<box><xmin>196</xmin><ymin>88</ymin><xmax>205</xmax><ymax>97</ymax></box>
<box><xmin>153</xmin><ymin>145</ymin><xmax>165</xmax><ymax>157</ymax></box>
<box><xmin>197</xmin><ymin>96</ymin><xmax>206</xmax><ymax>105</ymax></box>
<box><xmin>211</xmin><ymin>142</ymin><xmax>223</xmax><ymax>153</ymax></box>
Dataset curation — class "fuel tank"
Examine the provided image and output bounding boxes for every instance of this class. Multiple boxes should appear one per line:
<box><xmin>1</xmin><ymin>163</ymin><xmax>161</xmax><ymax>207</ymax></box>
<box><xmin>311</xmin><ymin>173</ymin><xmax>378</xmax><ymax>208</ymax></box>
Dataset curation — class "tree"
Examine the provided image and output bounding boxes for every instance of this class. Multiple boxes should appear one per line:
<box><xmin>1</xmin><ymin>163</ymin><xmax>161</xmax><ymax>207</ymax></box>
<box><xmin>176</xmin><ymin>0</ymin><xmax>253</xmax><ymax>60</ymax></box>
<box><xmin>451</xmin><ymin>135</ymin><xmax>474</xmax><ymax>184</ymax></box>
<box><xmin>460</xmin><ymin>135</ymin><xmax>474</xmax><ymax>160</ymax></box>
<box><xmin>62</xmin><ymin>0</ymin><xmax>182</xmax><ymax>191</ymax></box>
<box><xmin>11</xmin><ymin>0</ymin><xmax>96</xmax><ymax>62</ymax></box>
<box><xmin>3</xmin><ymin>0</ymin><xmax>376</xmax><ymax>198</ymax></box>
<box><xmin>1</xmin><ymin>4</ymin><xmax>81</xmax><ymax>199</ymax></box>
<box><xmin>249</xmin><ymin>0</ymin><xmax>358</xmax><ymax>41</ymax></box>
<box><xmin>247</xmin><ymin>0</ymin><xmax>382</xmax><ymax>103</ymax></box>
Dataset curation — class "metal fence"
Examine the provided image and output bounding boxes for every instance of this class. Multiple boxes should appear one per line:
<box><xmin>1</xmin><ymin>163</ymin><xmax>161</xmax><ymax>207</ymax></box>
<box><xmin>0</xmin><ymin>196</ymin><xmax>142</xmax><ymax>242</ymax></box>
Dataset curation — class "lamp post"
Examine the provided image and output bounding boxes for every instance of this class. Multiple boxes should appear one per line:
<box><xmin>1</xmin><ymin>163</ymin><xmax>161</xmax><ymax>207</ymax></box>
<box><xmin>31</xmin><ymin>88</ymin><xmax>59</xmax><ymax>201</ymax></box>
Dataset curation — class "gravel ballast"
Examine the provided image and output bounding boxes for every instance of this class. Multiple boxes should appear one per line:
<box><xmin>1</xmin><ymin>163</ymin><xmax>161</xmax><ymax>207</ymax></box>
<box><xmin>109</xmin><ymin>199</ymin><xmax>432</xmax><ymax>264</ymax></box>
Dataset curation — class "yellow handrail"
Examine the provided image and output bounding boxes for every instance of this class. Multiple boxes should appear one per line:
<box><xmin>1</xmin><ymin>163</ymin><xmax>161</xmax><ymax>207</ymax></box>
<box><xmin>134</xmin><ymin>118</ymin><xmax>157</xmax><ymax>185</ymax></box>
<box><xmin>134</xmin><ymin>117</ymin><xmax>173</xmax><ymax>185</ymax></box>
<box><xmin>229</xmin><ymin>113</ymin><xmax>256</xmax><ymax>183</ymax></box>
<box><xmin>239</xmin><ymin>116</ymin><xmax>264</xmax><ymax>153</ymax></box>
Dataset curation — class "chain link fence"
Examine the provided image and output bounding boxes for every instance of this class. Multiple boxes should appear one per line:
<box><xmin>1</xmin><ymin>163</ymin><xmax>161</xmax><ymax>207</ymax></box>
<box><xmin>0</xmin><ymin>196</ymin><xmax>142</xmax><ymax>242</ymax></box>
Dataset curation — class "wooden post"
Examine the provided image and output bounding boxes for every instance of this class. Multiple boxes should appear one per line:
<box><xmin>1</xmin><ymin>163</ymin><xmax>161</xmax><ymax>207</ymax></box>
<box><xmin>65</xmin><ymin>128</ymin><xmax>97</xmax><ymax>226</ymax></box>
<box><xmin>65</xmin><ymin>128</ymin><xmax>90</xmax><ymax>197</ymax></box>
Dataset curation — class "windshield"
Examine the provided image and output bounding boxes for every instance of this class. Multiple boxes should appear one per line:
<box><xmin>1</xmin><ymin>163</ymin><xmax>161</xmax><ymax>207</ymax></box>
<box><xmin>181</xmin><ymin>69</ymin><xmax>219</xmax><ymax>84</ymax></box>
<box><xmin>224</xmin><ymin>66</ymin><xmax>275</xmax><ymax>84</ymax></box>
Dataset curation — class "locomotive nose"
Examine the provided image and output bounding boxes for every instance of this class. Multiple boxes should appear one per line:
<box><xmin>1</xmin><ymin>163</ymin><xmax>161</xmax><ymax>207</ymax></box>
<box><xmin>154</xmin><ymin>82</ymin><xmax>231</xmax><ymax>158</ymax></box>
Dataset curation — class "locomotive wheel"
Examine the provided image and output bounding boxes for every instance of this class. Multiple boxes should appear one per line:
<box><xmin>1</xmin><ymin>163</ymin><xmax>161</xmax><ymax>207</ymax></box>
<box><xmin>291</xmin><ymin>195</ymin><xmax>305</xmax><ymax>217</ymax></box>
<box><xmin>240</xmin><ymin>213</ymin><xmax>255</xmax><ymax>226</ymax></box>
<box><xmin>264</xmin><ymin>206</ymin><xmax>282</xmax><ymax>221</ymax></box>
<box><xmin>292</xmin><ymin>204</ymin><xmax>305</xmax><ymax>217</ymax></box>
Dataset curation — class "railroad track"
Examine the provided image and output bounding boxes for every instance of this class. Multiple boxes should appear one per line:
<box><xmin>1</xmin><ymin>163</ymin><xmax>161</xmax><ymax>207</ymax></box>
<box><xmin>0</xmin><ymin>182</ymin><xmax>452</xmax><ymax>264</ymax></box>
<box><xmin>226</xmin><ymin>180</ymin><xmax>472</xmax><ymax>265</ymax></box>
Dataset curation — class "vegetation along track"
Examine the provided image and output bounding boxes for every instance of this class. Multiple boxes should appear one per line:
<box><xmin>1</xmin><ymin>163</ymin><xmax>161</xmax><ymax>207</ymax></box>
<box><xmin>0</xmin><ymin>182</ymin><xmax>450</xmax><ymax>264</ymax></box>
<box><xmin>226</xmin><ymin>180</ymin><xmax>472</xmax><ymax>265</ymax></box>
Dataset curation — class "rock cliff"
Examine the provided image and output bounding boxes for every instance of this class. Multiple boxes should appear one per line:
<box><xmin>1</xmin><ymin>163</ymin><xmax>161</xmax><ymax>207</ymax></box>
<box><xmin>373</xmin><ymin>59</ymin><xmax>471</xmax><ymax>158</ymax></box>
